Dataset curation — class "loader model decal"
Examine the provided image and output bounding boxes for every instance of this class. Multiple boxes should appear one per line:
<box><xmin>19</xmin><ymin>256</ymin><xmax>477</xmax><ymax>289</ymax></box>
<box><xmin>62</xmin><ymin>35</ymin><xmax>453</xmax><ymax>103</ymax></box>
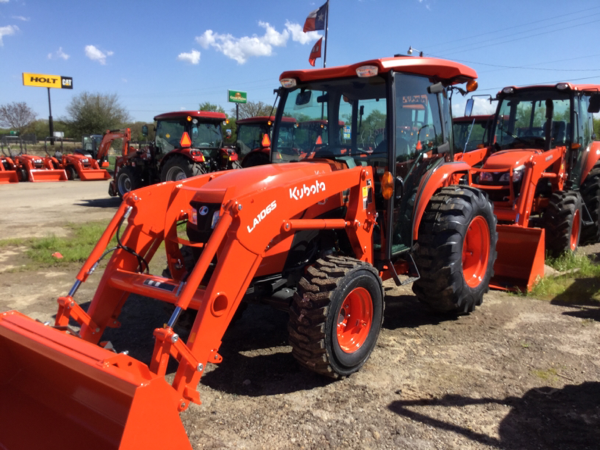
<box><xmin>247</xmin><ymin>200</ymin><xmax>277</xmax><ymax>233</ymax></box>
<box><xmin>289</xmin><ymin>180</ymin><xmax>326</xmax><ymax>200</ymax></box>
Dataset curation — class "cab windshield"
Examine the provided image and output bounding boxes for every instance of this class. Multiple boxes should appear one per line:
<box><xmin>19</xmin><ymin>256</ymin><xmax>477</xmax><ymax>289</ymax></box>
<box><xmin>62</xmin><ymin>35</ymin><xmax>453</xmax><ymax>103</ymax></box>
<box><xmin>155</xmin><ymin>119</ymin><xmax>223</xmax><ymax>154</ymax></box>
<box><xmin>493</xmin><ymin>90</ymin><xmax>572</xmax><ymax>151</ymax></box>
<box><xmin>271</xmin><ymin>73</ymin><xmax>450</xmax><ymax>171</ymax></box>
<box><xmin>453</xmin><ymin>118</ymin><xmax>489</xmax><ymax>152</ymax></box>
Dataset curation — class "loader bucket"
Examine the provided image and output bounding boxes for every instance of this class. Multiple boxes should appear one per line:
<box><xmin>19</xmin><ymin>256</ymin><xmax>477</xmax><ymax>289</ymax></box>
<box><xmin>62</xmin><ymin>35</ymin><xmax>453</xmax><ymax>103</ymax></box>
<box><xmin>489</xmin><ymin>225</ymin><xmax>545</xmax><ymax>292</ymax></box>
<box><xmin>0</xmin><ymin>311</ymin><xmax>192</xmax><ymax>450</ymax></box>
<box><xmin>78</xmin><ymin>169</ymin><xmax>111</xmax><ymax>181</ymax></box>
<box><xmin>0</xmin><ymin>171</ymin><xmax>19</xmax><ymax>184</ymax></box>
<box><xmin>29</xmin><ymin>169</ymin><xmax>68</xmax><ymax>182</ymax></box>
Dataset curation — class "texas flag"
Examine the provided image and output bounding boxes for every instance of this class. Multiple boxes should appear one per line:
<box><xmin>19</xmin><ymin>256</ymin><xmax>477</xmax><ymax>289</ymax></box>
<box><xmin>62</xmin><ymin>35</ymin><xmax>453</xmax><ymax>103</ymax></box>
<box><xmin>303</xmin><ymin>2</ymin><xmax>328</xmax><ymax>32</ymax></box>
<box><xmin>309</xmin><ymin>37</ymin><xmax>323</xmax><ymax>66</ymax></box>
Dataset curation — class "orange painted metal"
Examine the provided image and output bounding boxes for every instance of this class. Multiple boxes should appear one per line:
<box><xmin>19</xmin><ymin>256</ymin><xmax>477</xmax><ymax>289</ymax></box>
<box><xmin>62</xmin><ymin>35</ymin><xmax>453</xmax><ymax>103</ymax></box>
<box><xmin>462</xmin><ymin>216</ymin><xmax>491</xmax><ymax>288</ymax></box>
<box><xmin>0</xmin><ymin>156</ymin><xmax>19</xmax><ymax>184</ymax></box>
<box><xmin>0</xmin><ymin>311</ymin><xmax>192</xmax><ymax>450</ymax></box>
<box><xmin>14</xmin><ymin>154</ymin><xmax>68</xmax><ymax>182</ymax></box>
<box><xmin>337</xmin><ymin>287</ymin><xmax>373</xmax><ymax>353</ymax></box>
<box><xmin>489</xmin><ymin>225</ymin><xmax>545</xmax><ymax>292</ymax></box>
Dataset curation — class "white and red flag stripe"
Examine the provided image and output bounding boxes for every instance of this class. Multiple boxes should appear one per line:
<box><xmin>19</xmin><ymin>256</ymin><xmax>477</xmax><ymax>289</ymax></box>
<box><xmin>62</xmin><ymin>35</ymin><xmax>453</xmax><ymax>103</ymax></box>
<box><xmin>303</xmin><ymin>2</ymin><xmax>328</xmax><ymax>32</ymax></box>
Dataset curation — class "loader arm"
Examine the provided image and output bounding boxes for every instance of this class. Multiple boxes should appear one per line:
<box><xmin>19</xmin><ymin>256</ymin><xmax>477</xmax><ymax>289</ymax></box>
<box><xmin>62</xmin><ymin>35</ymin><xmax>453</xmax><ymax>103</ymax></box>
<box><xmin>96</xmin><ymin>128</ymin><xmax>132</xmax><ymax>162</ymax></box>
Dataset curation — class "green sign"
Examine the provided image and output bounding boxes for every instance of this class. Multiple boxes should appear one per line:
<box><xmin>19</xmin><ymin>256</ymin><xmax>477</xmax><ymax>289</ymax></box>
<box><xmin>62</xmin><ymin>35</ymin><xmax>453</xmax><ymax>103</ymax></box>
<box><xmin>9</xmin><ymin>131</ymin><xmax>18</xmax><ymax>136</ymax></box>
<box><xmin>228</xmin><ymin>90</ymin><xmax>247</xmax><ymax>104</ymax></box>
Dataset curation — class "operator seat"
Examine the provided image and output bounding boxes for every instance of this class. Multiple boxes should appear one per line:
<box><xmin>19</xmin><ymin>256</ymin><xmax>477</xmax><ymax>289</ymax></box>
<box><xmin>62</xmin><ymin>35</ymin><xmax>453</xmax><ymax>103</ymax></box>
<box><xmin>551</xmin><ymin>121</ymin><xmax>567</xmax><ymax>146</ymax></box>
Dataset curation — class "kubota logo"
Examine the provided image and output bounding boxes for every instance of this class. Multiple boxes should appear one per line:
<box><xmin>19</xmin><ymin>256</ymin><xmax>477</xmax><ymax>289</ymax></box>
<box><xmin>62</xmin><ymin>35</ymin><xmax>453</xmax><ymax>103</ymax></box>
<box><xmin>289</xmin><ymin>180</ymin><xmax>326</xmax><ymax>200</ymax></box>
<box><xmin>247</xmin><ymin>201</ymin><xmax>277</xmax><ymax>233</ymax></box>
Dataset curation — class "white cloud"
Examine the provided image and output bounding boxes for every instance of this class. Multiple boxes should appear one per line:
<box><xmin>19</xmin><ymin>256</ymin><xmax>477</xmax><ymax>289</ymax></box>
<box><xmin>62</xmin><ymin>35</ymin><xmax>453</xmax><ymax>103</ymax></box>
<box><xmin>12</xmin><ymin>16</ymin><xmax>29</xmax><ymax>21</ymax></box>
<box><xmin>197</xmin><ymin>21</ymin><xmax>320</xmax><ymax>64</ymax></box>
<box><xmin>0</xmin><ymin>25</ymin><xmax>17</xmax><ymax>46</ymax></box>
<box><xmin>285</xmin><ymin>21</ymin><xmax>321</xmax><ymax>44</ymax></box>
<box><xmin>48</xmin><ymin>46</ymin><xmax>69</xmax><ymax>60</ymax></box>
<box><xmin>177</xmin><ymin>49</ymin><xmax>201</xmax><ymax>65</ymax></box>
<box><xmin>85</xmin><ymin>45</ymin><xmax>113</xmax><ymax>65</ymax></box>
<box><xmin>0</xmin><ymin>0</ymin><xmax>10</xmax><ymax>3</ymax></box>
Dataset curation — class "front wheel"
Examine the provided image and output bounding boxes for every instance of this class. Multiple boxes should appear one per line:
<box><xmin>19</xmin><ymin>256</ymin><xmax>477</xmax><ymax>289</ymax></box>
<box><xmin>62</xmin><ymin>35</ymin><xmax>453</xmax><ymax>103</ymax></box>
<box><xmin>580</xmin><ymin>164</ymin><xmax>600</xmax><ymax>244</ymax></box>
<box><xmin>413</xmin><ymin>186</ymin><xmax>498</xmax><ymax>313</ymax></box>
<box><xmin>543</xmin><ymin>190</ymin><xmax>582</xmax><ymax>257</ymax></box>
<box><xmin>288</xmin><ymin>255</ymin><xmax>384</xmax><ymax>378</ymax></box>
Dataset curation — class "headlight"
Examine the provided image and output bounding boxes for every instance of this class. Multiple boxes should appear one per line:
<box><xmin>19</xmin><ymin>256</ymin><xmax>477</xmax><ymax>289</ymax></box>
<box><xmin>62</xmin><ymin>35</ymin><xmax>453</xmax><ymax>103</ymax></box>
<box><xmin>211</xmin><ymin>211</ymin><xmax>220</xmax><ymax>229</ymax></box>
<box><xmin>512</xmin><ymin>169</ymin><xmax>524</xmax><ymax>182</ymax></box>
<box><xmin>480</xmin><ymin>172</ymin><xmax>494</xmax><ymax>182</ymax></box>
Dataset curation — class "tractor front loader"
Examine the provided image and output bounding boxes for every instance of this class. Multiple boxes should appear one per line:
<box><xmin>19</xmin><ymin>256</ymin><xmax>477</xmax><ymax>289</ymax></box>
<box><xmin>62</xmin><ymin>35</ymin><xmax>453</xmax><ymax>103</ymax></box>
<box><xmin>0</xmin><ymin>55</ymin><xmax>496</xmax><ymax>449</ymax></box>
<box><xmin>45</xmin><ymin>137</ymin><xmax>112</xmax><ymax>181</ymax></box>
<box><xmin>468</xmin><ymin>83</ymin><xmax>600</xmax><ymax>291</ymax></box>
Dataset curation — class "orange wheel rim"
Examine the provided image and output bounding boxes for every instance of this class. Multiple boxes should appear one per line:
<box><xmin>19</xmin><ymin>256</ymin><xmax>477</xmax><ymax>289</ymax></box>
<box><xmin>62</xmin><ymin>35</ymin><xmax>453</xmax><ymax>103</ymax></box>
<box><xmin>462</xmin><ymin>216</ymin><xmax>491</xmax><ymax>288</ymax></box>
<box><xmin>570</xmin><ymin>209</ymin><xmax>580</xmax><ymax>251</ymax></box>
<box><xmin>336</xmin><ymin>287</ymin><xmax>373</xmax><ymax>353</ymax></box>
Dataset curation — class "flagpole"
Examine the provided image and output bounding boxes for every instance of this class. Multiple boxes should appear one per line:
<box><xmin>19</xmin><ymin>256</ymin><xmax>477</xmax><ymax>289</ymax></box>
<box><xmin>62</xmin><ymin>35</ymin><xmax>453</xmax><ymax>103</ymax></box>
<box><xmin>323</xmin><ymin>0</ymin><xmax>329</xmax><ymax>68</ymax></box>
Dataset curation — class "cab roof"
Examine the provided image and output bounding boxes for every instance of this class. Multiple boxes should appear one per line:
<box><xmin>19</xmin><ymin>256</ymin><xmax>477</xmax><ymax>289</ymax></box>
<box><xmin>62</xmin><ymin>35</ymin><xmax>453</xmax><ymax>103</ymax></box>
<box><xmin>280</xmin><ymin>55</ymin><xmax>477</xmax><ymax>85</ymax></box>
<box><xmin>499</xmin><ymin>83</ymin><xmax>600</xmax><ymax>96</ymax></box>
<box><xmin>154</xmin><ymin>111</ymin><xmax>227</xmax><ymax>121</ymax></box>
<box><xmin>236</xmin><ymin>116</ymin><xmax>296</xmax><ymax>125</ymax></box>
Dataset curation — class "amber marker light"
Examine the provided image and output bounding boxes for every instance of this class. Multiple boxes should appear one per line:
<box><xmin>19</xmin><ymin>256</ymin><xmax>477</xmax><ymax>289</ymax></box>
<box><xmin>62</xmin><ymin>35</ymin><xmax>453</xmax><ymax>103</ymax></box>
<box><xmin>466</xmin><ymin>80</ymin><xmax>478</xmax><ymax>93</ymax></box>
<box><xmin>381</xmin><ymin>171</ymin><xmax>394</xmax><ymax>200</ymax></box>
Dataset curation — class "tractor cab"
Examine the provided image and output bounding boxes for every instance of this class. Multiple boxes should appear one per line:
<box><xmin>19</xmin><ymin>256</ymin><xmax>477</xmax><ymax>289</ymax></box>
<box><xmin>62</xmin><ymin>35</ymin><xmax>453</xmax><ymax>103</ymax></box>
<box><xmin>236</xmin><ymin>116</ymin><xmax>297</xmax><ymax>167</ymax></box>
<box><xmin>153</xmin><ymin>111</ymin><xmax>226</xmax><ymax>163</ymax></box>
<box><xmin>271</xmin><ymin>57</ymin><xmax>480</xmax><ymax>261</ymax></box>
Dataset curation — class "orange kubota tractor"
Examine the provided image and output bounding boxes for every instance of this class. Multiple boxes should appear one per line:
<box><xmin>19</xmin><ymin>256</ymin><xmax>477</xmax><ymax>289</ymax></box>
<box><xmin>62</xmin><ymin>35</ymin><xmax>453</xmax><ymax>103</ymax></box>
<box><xmin>44</xmin><ymin>137</ymin><xmax>112</xmax><ymax>181</ymax></box>
<box><xmin>0</xmin><ymin>55</ymin><xmax>496</xmax><ymax>449</ymax></box>
<box><xmin>109</xmin><ymin>111</ymin><xmax>239</xmax><ymax>198</ymax></box>
<box><xmin>236</xmin><ymin>116</ymin><xmax>292</xmax><ymax>167</ymax></box>
<box><xmin>0</xmin><ymin>144</ymin><xmax>19</xmax><ymax>184</ymax></box>
<box><xmin>1</xmin><ymin>139</ymin><xmax>67</xmax><ymax>183</ymax></box>
<box><xmin>467</xmin><ymin>83</ymin><xmax>600</xmax><ymax>291</ymax></box>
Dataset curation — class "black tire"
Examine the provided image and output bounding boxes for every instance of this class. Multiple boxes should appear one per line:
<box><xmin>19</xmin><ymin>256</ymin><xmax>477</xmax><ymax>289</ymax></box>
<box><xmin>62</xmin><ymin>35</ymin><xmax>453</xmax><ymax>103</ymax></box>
<box><xmin>580</xmin><ymin>164</ymin><xmax>600</xmax><ymax>244</ymax></box>
<box><xmin>66</xmin><ymin>165</ymin><xmax>77</xmax><ymax>180</ymax></box>
<box><xmin>241</xmin><ymin>152</ymin><xmax>270</xmax><ymax>168</ymax></box>
<box><xmin>160</xmin><ymin>155</ymin><xmax>205</xmax><ymax>182</ymax></box>
<box><xmin>288</xmin><ymin>255</ymin><xmax>384</xmax><ymax>379</ymax></box>
<box><xmin>542</xmin><ymin>190</ymin><xmax>582</xmax><ymax>257</ymax></box>
<box><xmin>116</xmin><ymin>166</ymin><xmax>142</xmax><ymax>199</ymax></box>
<box><xmin>412</xmin><ymin>186</ymin><xmax>498</xmax><ymax>313</ymax></box>
<box><xmin>19</xmin><ymin>168</ymin><xmax>28</xmax><ymax>182</ymax></box>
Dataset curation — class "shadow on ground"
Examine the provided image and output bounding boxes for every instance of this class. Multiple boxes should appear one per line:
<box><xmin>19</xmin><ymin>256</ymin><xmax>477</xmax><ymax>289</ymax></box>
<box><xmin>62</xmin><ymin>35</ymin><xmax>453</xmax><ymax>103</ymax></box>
<box><xmin>383</xmin><ymin>291</ymin><xmax>460</xmax><ymax>330</ymax></box>
<box><xmin>388</xmin><ymin>382</ymin><xmax>600</xmax><ymax>450</ymax></box>
<box><xmin>75</xmin><ymin>197</ymin><xmax>121</xmax><ymax>209</ymax></box>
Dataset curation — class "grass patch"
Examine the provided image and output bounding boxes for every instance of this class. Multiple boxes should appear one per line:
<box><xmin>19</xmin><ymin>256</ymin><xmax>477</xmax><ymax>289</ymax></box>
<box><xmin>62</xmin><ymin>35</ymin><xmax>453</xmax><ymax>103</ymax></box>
<box><xmin>531</xmin><ymin>367</ymin><xmax>558</xmax><ymax>382</ymax></box>
<box><xmin>0</xmin><ymin>221</ymin><xmax>114</xmax><ymax>267</ymax></box>
<box><xmin>529</xmin><ymin>252</ymin><xmax>600</xmax><ymax>303</ymax></box>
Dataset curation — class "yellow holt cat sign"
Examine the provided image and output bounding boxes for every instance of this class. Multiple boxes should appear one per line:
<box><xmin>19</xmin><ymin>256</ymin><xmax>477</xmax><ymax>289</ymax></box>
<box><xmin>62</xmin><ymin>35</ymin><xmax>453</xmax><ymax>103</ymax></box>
<box><xmin>22</xmin><ymin>72</ymin><xmax>73</xmax><ymax>89</ymax></box>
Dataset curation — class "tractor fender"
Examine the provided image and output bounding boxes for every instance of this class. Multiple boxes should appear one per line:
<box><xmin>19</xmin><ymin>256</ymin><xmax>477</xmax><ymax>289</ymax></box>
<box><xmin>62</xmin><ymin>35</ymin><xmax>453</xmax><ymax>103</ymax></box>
<box><xmin>581</xmin><ymin>141</ymin><xmax>600</xmax><ymax>183</ymax></box>
<box><xmin>412</xmin><ymin>161</ymin><xmax>471</xmax><ymax>242</ymax></box>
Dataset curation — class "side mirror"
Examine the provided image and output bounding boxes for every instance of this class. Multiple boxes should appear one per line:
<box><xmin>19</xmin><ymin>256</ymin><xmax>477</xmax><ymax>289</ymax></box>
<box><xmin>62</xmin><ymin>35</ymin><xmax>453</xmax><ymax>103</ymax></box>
<box><xmin>427</xmin><ymin>82</ymin><xmax>444</xmax><ymax>94</ymax></box>
<box><xmin>296</xmin><ymin>90</ymin><xmax>312</xmax><ymax>106</ymax></box>
<box><xmin>464</xmin><ymin>99</ymin><xmax>474</xmax><ymax>117</ymax></box>
<box><xmin>588</xmin><ymin>94</ymin><xmax>600</xmax><ymax>113</ymax></box>
<box><xmin>141</xmin><ymin>125</ymin><xmax>148</xmax><ymax>136</ymax></box>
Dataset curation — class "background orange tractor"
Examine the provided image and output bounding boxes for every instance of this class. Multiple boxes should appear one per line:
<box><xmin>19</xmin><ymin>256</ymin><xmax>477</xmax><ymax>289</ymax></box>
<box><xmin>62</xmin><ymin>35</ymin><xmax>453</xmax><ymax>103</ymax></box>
<box><xmin>1</xmin><ymin>139</ymin><xmax>67</xmax><ymax>182</ymax></box>
<box><xmin>44</xmin><ymin>137</ymin><xmax>111</xmax><ymax>181</ymax></box>
<box><xmin>0</xmin><ymin>55</ymin><xmax>495</xmax><ymax>449</ymax></box>
<box><xmin>467</xmin><ymin>83</ymin><xmax>600</xmax><ymax>290</ymax></box>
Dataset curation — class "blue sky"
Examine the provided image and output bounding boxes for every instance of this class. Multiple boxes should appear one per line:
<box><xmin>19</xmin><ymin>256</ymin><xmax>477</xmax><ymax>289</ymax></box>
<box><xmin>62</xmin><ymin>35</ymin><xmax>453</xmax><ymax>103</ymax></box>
<box><xmin>1</xmin><ymin>0</ymin><xmax>599</xmax><ymax>123</ymax></box>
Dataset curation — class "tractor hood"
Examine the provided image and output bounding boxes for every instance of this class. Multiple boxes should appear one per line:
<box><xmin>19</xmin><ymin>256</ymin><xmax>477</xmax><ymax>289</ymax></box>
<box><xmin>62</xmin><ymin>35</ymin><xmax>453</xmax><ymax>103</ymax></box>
<box><xmin>190</xmin><ymin>162</ymin><xmax>336</xmax><ymax>206</ymax></box>
<box><xmin>482</xmin><ymin>149</ymin><xmax>540</xmax><ymax>171</ymax></box>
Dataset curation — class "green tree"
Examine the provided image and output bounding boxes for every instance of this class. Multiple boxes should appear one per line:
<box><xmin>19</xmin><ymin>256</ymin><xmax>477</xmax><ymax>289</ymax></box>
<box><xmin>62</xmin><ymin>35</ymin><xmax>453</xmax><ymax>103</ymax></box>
<box><xmin>199</xmin><ymin>102</ymin><xmax>225</xmax><ymax>113</ymax></box>
<box><xmin>234</xmin><ymin>100</ymin><xmax>274</xmax><ymax>119</ymax></box>
<box><xmin>0</xmin><ymin>102</ymin><xmax>37</xmax><ymax>135</ymax></box>
<box><xmin>64</xmin><ymin>92</ymin><xmax>131</xmax><ymax>139</ymax></box>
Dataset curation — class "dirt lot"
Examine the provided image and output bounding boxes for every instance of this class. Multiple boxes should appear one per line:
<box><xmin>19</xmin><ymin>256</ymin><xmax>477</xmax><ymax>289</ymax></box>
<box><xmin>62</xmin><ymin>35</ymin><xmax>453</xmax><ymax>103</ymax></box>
<box><xmin>0</xmin><ymin>181</ymin><xmax>599</xmax><ymax>449</ymax></box>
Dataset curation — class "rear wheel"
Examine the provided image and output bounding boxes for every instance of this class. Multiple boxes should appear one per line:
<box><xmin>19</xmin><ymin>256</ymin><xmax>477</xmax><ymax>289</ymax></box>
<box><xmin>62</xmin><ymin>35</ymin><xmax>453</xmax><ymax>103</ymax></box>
<box><xmin>580</xmin><ymin>164</ymin><xmax>600</xmax><ymax>244</ymax></box>
<box><xmin>413</xmin><ymin>186</ymin><xmax>497</xmax><ymax>313</ymax></box>
<box><xmin>160</xmin><ymin>155</ymin><xmax>205</xmax><ymax>182</ymax></box>
<box><xmin>242</xmin><ymin>152</ymin><xmax>270</xmax><ymax>168</ymax></box>
<box><xmin>543</xmin><ymin>190</ymin><xmax>582</xmax><ymax>257</ymax></box>
<box><xmin>288</xmin><ymin>255</ymin><xmax>384</xmax><ymax>378</ymax></box>
<box><xmin>116</xmin><ymin>166</ymin><xmax>142</xmax><ymax>198</ymax></box>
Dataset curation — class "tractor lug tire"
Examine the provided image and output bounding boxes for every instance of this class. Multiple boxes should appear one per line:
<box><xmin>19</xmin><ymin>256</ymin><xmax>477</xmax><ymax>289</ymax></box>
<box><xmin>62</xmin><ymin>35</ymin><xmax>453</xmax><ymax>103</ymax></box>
<box><xmin>116</xmin><ymin>166</ymin><xmax>143</xmax><ymax>199</ymax></box>
<box><xmin>543</xmin><ymin>190</ymin><xmax>582</xmax><ymax>257</ymax></box>
<box><xmin>412</xmin><ymin>186</ymin><xmax>498</xmax><ymax>314</ymax></box>
<box><xmin>288</xmin><ymin>255</ymin><xmax>384</xmax><ymax>379</ymax></box>
<box><xmin>160</xmin><ymin>155</ymin><xmax>205</xmax><ymax>182</ymax></box>
<box><xmin>580</xmin><ymin>164</ymin><xmax>600</xmax><ymax>245</ymax></box>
